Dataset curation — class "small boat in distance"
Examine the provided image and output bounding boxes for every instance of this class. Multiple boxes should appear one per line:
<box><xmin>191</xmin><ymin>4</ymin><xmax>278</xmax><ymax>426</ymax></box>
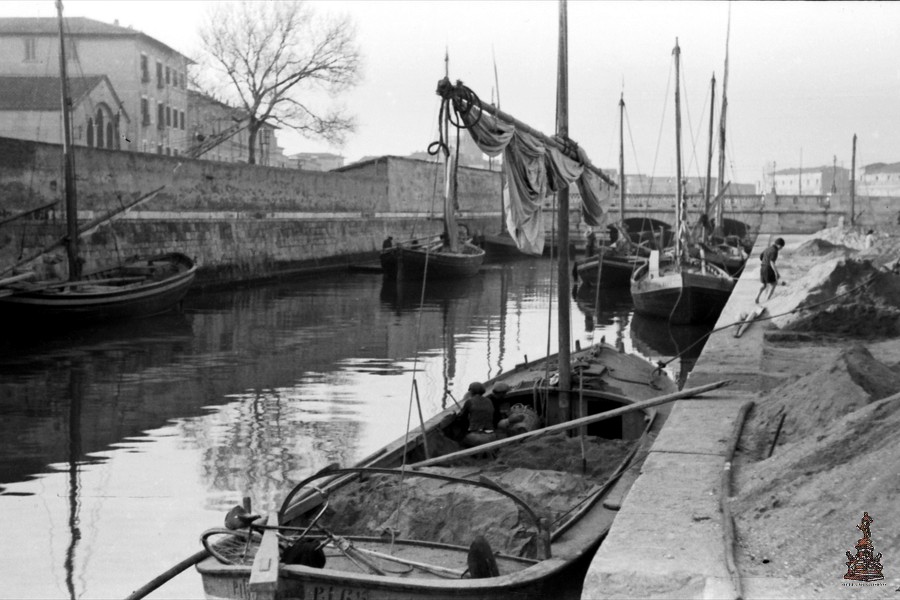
<box><xmin>380</xmin><ymin>234</ymin><xmax>485</xmax><ymax>281</ymax></box>
<box><xmin>0</xmin><ymin>1</ymin><xmax>195</xmax><ymax>328</ymax></box>
<box><xmin>575</xmin><ymin>95</ymin><xmax>668</xmax><ymax>289</ymax></box>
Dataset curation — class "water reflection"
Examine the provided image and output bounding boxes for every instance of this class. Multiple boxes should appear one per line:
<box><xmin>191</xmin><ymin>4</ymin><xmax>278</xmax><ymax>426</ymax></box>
<box><xmin>0</xmin><ymin>258</ymin><xmax>711</xmax><ymax>598</ymax></box>
<box><xmin>629</xmin><ymin>313</ymin><xmax>711</xmax><ymax>388</ymax></box>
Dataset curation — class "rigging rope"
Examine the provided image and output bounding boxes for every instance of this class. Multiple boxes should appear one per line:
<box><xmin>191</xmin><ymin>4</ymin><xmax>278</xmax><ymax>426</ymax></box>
<box><xmin>655</xmin><ymin>266</ymin><xmax>891</xmax><ymax>372</ymax></box>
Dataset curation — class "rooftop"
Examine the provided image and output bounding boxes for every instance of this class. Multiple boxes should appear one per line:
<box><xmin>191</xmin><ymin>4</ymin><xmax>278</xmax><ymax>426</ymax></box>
<box><xmin>0</xmin><ymin>75</ymin><xmax>106</xmax><ymax>111</ymax></box>
<box><xmin>0</xmin><ymin>17</ymin><xmax>192</xmax><ymax>61</ymax></box>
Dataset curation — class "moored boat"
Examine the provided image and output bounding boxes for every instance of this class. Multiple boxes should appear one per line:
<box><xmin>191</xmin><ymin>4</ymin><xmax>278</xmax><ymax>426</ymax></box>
<box><xmin>380</xmin><ymin>238</ymin><xmax>485</xmax><ymax>280</ymax></box>
<box><xmin>0</xmin><ymin>252</ymin><xmax>196</xmax><ymax>326</ymax></box>
<box><xmin>195</xmin><ymin>340</ymin><xmax>681</xmax><ymax>600</ymax></box>
<box><xmin>630</xmin><ymin>40</ymin><xmax>735</xmax><ymax>325</ymax></box>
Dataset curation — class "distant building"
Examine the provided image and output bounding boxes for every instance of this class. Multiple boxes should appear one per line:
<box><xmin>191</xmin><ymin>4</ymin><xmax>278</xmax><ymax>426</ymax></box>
<box><xmin>766</xmin><ymin>166</ymin><xmax>850</xmax><ymax>196</ymax></box>
<box><xmin>288</xmin><ymin>152</ymin><xmax>345</xmax><ymax>171</ymax></box>
<box><xmin>858</xmin><ymin>162</ymin><xmax>900</xmax><ymax>197</ymax></box>
<box><xmin>0</xmin><ymin>74</ymin><xmax>130</xmax><ymax>148</ymax></box>
<box><xmin>186</xmin><ymin>90</ymin><xmax>288</xmax><ymax>167</ymax></box>
<box><xmin>0</xmin><ymin>16</ymin><xmax>190</xmax><ymax>155</ymax></box>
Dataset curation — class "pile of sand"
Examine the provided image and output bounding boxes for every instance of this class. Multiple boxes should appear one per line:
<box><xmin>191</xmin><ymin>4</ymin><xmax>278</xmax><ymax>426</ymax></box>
<box><xmin>775</xmin><ymin>257</ymin><xmax>900</xmax><ymax>338</ymax></box>
<box><xmin>322</xmin><ymin>432</ymin><xmax>633</xmax><ymax>557</ymax></box>
<box><xmin>733</xmin><ymin>345</ymin><xmax>900</xmax><ymax>592</ymax></box>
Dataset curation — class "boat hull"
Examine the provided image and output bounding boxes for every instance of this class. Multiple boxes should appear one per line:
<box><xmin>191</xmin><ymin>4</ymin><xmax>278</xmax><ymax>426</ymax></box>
<box><xmin>575</xmin><ymin>253</ymin><xmax>646</xmax><ymax>287</ymax></box>
<box><xmin>195</xmin><ymin>342</ymin><xmax>675</xmax><ymax>600</ymax></box>
<box><xmin>0</xmin><ymin>252</ymin><xmax>196</xmax><ymax>325</ymax></box>
<box><xmin>630</xmin><ymin>262</ymin><xmax>734</xmax><ymax>325</ymax></box>
<box><xmin>380</xmin><ymin>244</ymin><xmax>484</xmax><ymax>280</ymax></box>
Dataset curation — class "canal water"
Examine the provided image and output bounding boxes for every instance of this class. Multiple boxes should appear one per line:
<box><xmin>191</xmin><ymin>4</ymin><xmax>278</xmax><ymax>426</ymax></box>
<box><xmin>0</xmin><ymin>257</ymin><xmax>711</xmax><ymax>599</ymax></box>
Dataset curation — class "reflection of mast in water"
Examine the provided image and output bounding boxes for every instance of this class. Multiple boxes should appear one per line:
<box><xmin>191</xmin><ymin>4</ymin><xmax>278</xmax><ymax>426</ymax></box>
<box><xmin>440</xmin><ymin>299</ymin><xmax>456</xmax><ymax>409</ymax></box>
<box><xmin>65</xmin><ymin>369</ymin><xmax>84</xmax><ymax>600</ymax></box>
<box><xmin>497</xmin><ymin>267</ymin><xmax>509</xmax><ymax>377</ymax></box>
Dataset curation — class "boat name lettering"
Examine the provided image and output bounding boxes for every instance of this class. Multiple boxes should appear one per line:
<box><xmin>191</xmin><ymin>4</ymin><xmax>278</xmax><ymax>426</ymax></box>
<box><xmin>309</xmin><ymin>584</ymin><xmax>368</xmax><ymax>600</ymax></box>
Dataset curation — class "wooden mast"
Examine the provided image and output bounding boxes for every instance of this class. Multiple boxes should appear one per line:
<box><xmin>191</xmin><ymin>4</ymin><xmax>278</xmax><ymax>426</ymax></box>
<box><xmin>673</xmin><ymin>39</ymin><xmax>684</xmax><ymax>265</ymax></box>
<box><xmin>56</xmin><ymin>0</ymin><xmax>80</xmax><ymax>281</ymax></box>
<box><xmin>442</xmin><ymin>49</ymin><xmax>459</xmax><ymax>253</ymax></box>
<box><xmin>714</xmin><ymin>5</ymin><xmax>731</xmax><ymax>238</ymax></box>
<box><xmin>556</xmin><ymin>0</ymin><xmax>571</xmax><ymax>418</ymax></box>
<box><xmin>850</xmin><ymin>133</ymin><xmax>857</xmax><ymax>225</ymax></box>
<box><xmin>704</xmin><ymin>73</ymin><xmax>716</xmax><ymax>242</ymax></box>
<box><xmin>618</xmin><ymin>93</ymin><xmax>626</xmax><ymax>228</ymax></box>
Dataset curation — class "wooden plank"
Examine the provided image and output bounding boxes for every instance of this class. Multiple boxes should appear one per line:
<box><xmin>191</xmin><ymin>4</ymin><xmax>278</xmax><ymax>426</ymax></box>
<box><xmin>249</xmin><ymin>512</ymin><xmax>280</xmax><ymax>600</ymax></box>
<box><xmin>409</xmin><ymin>379</ymin><xmax>733</xmax><ymax>468</ymax></box>
<box><xmin>734</xmin><ymin>306</ymin><xmax>766</xmax><ymax>338</ymax></box>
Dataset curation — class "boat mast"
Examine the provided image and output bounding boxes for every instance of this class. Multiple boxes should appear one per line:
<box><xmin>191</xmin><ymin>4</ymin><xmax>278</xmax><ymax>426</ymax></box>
<box><xmin>56</xmin><ymin>0</ymin><xmax>80</xmax><ymax>281</ymax></box>
<box><xmin>618</xmin><ymin>93</ymin><xmax>626</xmax><ymax>228</ymax></box>
<box><xmin>493</xmin><ymin>47</ymin><xmax>506</xmax><ymax>234</ymax></box>
<box><xmin>673</xmin><ymin>39</ymin><xmax>684</xmax><ymax>265</ymax></box>
<box><xmin>714</xmin><ymin>6</ymin><xmax>730</xmax><ymax>238</ymax></box>
<box><xmin>703</xmin><ymin>73</ymin><xmax>716</xmax><ymax>242</ymax></box>
<box><xmin>556</xmin><ymin>0</ymin><xmax>571</xmax><ymax>418</ymax></box>
<box><xmin>442</xmin><ymin>50</ymin><xmax>459</xmax><ymax>253</ymax></box>
<box><xmin>850</xmin><ymin>133</ymin><xmax>857</xmax><ymax>225</ymax></box>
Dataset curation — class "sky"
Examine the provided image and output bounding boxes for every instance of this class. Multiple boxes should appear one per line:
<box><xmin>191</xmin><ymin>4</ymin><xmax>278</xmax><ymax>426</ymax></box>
<box><xmin>3</xmin><ymin>1</ymin><xmax>899</xmax><ymax>189</ymax></box>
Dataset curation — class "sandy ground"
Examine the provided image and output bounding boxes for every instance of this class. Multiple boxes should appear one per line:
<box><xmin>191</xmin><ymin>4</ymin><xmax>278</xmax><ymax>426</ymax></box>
<box><xmin>731</xmin><ymin>224</ymin><xmax>900</xmax><ymax>598</ymax></box>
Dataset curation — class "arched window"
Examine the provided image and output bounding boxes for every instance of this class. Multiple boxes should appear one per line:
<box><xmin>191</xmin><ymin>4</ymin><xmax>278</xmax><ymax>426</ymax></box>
<box><xmin>106</xmin><ymin>122</ymin><xmax>114</xmax><ymax>148</ymax></box>
<box><xmin>86</xmin><ymin>117</ymin><xmax>94</xmax><ymax>147</ymax></box>
<box><xmin>114</xmin><ymin>113</ymin><xmax>121</xmax><ymax>150</ymax></box>
<box><xmin>95</xmin><ymin>108</ymin><xmax>104</xmax><ymax>149</ymax></box>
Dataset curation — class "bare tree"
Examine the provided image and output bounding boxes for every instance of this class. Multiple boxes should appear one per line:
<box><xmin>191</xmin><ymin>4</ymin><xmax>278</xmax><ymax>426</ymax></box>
<box><xmin>197</xmin><ymin>0</ymin><xmax>361</xmax><ymax>164</ymax></box>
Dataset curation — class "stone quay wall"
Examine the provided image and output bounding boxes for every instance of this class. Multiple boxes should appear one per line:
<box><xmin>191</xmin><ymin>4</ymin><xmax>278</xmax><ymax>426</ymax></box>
<box><xmin>1</xmin><ymin>136</ymin><xmax>896</xmax><ymax>287</ymax></box>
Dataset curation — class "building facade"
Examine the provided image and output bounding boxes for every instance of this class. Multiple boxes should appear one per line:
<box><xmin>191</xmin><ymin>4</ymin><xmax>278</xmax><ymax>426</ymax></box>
<box><xmin>0</xmin><ymin>16</ymin><xmax>190</xmax><ymax>156</ymax></box>
<box><xmin>858</xmin><ymin>162</ymin><xmax>900</xmax><ymax>197</ymax></box>
<box><xmin>186</xmin><ymin>91</ymin><xmax>289</xmax><ymax>167</ymax></box>
<box><xmin>766</xmin><ymin>166</ymin><xmax>851</xmax><ymax>196</ymax></box>
<box><xmin>287</xmin><ymin>152</ymin><xmax>345</xmax><ymax>171</ymax></box>
<box><xmin>0</xmin><ymin>75</ymin><xmax>130</xmax><ymax>148</ymax></box>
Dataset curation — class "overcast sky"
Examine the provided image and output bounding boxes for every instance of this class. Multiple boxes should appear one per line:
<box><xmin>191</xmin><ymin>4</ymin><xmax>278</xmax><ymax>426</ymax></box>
<box><xmin>3</xmin><ymin>1</ymin><xmax>899</xmax><ymax>188</ymax></box>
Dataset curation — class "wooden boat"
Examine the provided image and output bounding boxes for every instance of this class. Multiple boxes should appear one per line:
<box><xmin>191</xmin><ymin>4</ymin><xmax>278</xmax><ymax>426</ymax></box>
<box><xmin>0</xmin><ymin>252</ymin><xmax>196</xmax><ymax>325</ymax></box>
<box><xmin>690</xmin><ymin>13</ymin><xmax>749</xmax><ymax>280</ymax></box>
<box><xmin>0</xmin><ymin>2</ymin><xmax>196</xmax><ymax>326</ymax></box>
<box><xmin>630</xmin><ymin>40</ymin><xmax>735</xmax><ymax>325</ymax></box>
<box><xmin>195</xmin><ymin>340</ymin><xmax>680</xmax><ymax>600</ymax></box>
<box><xmin>380</xmin><ymin>237</ymin><xmax>485</xmax><ymax>280</ymax></box>
<box><xmin>575</xmin><ymin>96</ymin><xmax>657</xmax><ymax>288</ymax></box>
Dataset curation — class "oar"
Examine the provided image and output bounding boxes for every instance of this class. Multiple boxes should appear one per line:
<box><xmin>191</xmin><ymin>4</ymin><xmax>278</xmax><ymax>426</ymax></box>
<box><xmin>124</xmin><ymin>549</ymin><xmax>210</xmax><ymax>600</ymax></box>
<box><xmin>409</xmin><ymin>379</ymin><xmax>733</xmax><ymax>468</ymax></box>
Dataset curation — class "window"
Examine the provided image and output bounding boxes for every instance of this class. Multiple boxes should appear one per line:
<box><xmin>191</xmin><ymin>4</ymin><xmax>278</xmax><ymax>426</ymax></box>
<box><xmin>24</xmin><ymin>38</ymin><xmax>36</xmax><ymax>61</ymax></box>
<box><xmin>166</xmin><ymin>147</ymin><xmax>171</xmax><ymax>156</ymax></box>
<box><xmin>141</xmin><ymin>54</ymin><xmax>149</xmax><ymax>83</ymax></box>
<box><xmin>165</xmin><ymin>105</ymin><xmax>171</xmax><ymax>126</ymax></box>
<box><xmin>86</xmin><ymin>117</ymin><xmax>94</xmax><ymax>147</ymax></box>
<box><xmin>157</xmin><ymin>143</ymin><xmax>163</xmax><ymax>154</ymax></box>
<box><xmin>157</xmin><ymin>102</ymin><xmax>164</xmax><ymax>129</ymax></box>
<box><xmin>95</xmin><ymin>109</ymin><xmax>104</xmax><ymax>149</ymax></box>
<box><xmin>180</xmin><ymin>110</ymin><xmax>185</xmax><ymax>130</ymax></box>
<box><xmin>64</xmin><ymin>38</ymin><xmax>77</xmax><ymax>61</ymax></box>
<box><xmin>156</xmin><ymin>61</ymin><xmax>163</xmax><ymax>88</ymax></box>
<box><xmin>141</xmin><ymin>97</ymin><xmax>150</xmax><ymax>126</ymax></box>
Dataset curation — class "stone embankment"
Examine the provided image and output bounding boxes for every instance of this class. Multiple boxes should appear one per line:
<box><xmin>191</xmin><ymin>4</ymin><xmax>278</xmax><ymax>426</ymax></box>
<box><xmin>583</xmin><ymin>225</ymin><xmax>900</xmax><ymax>599</ymax></box>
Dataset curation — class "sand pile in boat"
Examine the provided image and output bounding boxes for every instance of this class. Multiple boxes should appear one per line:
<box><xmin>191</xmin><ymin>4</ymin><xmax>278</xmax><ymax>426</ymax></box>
<box><xmin>323</xmin><ymin>432</ymin><xmax>633</xmax><ymax>558</ymax></box>
<box><xmin>732</xmin><ymin>344</ymin><xmax>900</xmax><ymax>592</ymax></box>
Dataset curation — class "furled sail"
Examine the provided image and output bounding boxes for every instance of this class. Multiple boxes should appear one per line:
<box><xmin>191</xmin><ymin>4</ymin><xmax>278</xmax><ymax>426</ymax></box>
<box><xmin>458</xmin><ymin>101</ymin><xmax>606</xmax><ymax>255</ymax></box>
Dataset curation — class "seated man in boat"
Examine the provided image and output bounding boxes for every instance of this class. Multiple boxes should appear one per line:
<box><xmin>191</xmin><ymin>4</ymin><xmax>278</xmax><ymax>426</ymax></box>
<box><xmin>457</xmin><ymin>382</ymin><xmax>497</xmax><ymax>448</ymax></box>
<box><xmin>486</xmin><ymin>382</ymin><xmax>512</xmax><ymax>432</ymax></box>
